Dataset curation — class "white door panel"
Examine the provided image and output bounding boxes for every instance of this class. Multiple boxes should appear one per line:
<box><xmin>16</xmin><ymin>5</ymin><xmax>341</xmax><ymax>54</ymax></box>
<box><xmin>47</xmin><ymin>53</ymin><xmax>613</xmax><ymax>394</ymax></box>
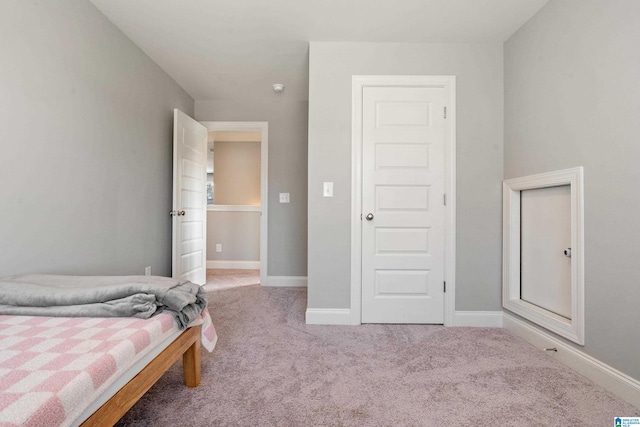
<box><xmin>520</xmin><ymin>185</ymin><xmax>572</xmax><ymax>319</ymax></box>
<box><xmin>173</xmin><ymin>109</ymin><xmax>208</xmax><ymax>285</ymax></box>
<box><xmin>361</xmin><ymin>86</ymin><xmax>445</xmax><ymax>324</ymax></box>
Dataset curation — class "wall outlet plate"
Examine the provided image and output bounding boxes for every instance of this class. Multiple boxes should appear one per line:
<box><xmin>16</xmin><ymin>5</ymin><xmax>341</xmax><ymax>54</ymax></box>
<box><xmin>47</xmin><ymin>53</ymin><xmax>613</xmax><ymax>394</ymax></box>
<box><xmin>279</xmin><ymin>193</ymin><xmax>290</xmax><ymax>203</ymax></box>
<box><xmin>323</xmin><ymin>182</ymin><xmax>334</xmax><ymax>197</ymax></box>
<box><xmin>216</xmin><ymin>244</ymin><xmax>222</xmax><ymax>252</ymax></box>
<box><xmin>145</xmin><ymin>266</ymin><xmax>151</xmax><ymax>276</ymax></box>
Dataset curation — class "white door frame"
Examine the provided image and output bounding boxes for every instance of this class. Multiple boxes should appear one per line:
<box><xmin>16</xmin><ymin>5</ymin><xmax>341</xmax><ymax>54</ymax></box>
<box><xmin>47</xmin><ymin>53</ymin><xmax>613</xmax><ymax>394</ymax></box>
<box><xmin>200</xmin><ymin>121</ymin><xmax>268</xmax><ymax>287</ymax></box>
<box><xmin>350</xmin><ymin>75</ymin><xmax>456</xmax><ymax>326</ymax></box>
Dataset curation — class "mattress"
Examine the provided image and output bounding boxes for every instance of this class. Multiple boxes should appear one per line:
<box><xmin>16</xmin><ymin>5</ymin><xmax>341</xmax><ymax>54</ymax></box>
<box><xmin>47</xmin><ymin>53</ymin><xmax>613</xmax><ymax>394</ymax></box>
<box><xmin>0</xmin><ymin>311</ymin><xmax>215</xmax><ymax>427</ymax></box>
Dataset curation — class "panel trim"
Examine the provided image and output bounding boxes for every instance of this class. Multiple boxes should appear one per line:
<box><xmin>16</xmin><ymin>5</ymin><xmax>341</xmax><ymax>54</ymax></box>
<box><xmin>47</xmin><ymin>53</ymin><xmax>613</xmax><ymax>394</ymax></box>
<box><xmin>264</xmin><ymin>276</ymin><xmax>308</xmax><ymax>287</ymax></box>
<box><xmin>351</xmin><ymin>75</ymin><xmax>456</xmax><ymax>326</ymax></box>
<box><xmin>503</xmin><ymin>167</ymin><xmax>584</xmax><ymax>344</ymax></box>
<box><xmin>207</xmin><ymin>205</ymin><xmax>261</xmax><ymax>212</ymax></box>
<box><xmin>504</xmin><ymin>313</ymin><xmax>640</xmax><ymax>409</ymax></box>
<box><xmin>206</xmin><ymin>260</ymin><xmax>260</xmax><ymax>269</ymax></box>
<box><xmin>452</xmin><ymin>311</ymin><xmax>503</xmax><ymax>327</ymax></box>
<box><xmin>305</xmin><ymin>308</ymin><xmax>352</xmax><ymax>325</ymax></box>
<box><xmin>200</xmin><ymin>121</ymin><xmax>268</xmax><ymax>288</ymax></box>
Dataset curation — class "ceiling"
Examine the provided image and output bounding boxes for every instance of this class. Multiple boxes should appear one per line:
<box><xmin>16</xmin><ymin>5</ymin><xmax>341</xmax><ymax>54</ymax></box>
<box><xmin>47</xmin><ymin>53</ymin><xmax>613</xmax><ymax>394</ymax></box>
<box><xmin>90</xmin><ymin>0</ymin><xmax>549</xmax><ymax>102</ymax></box>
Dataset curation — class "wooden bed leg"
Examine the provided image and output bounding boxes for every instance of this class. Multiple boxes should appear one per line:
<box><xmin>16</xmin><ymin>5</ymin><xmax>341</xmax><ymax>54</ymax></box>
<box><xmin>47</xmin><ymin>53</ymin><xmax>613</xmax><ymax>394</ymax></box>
<box><xmin>183</xmin><ymin>335</ymin><xmax>201</xmax><ymax>387</ymax></box>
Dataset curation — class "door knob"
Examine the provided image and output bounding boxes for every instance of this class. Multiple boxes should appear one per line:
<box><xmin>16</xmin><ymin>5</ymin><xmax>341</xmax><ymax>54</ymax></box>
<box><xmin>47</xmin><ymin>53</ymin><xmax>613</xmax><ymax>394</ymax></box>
<box><xmin>563</xmin><ymin>248</ymin><xmax>571</xmax><ymax>257</ymax></box>
<box><xmin>365</xmin><ymin>213</ymin><xmax>374</xmax><ymax>221</ymax></box>
<box><xmin>179</xmin><ymin>210</ymin><xmax>186</xmax><ymax>216</ymax></box>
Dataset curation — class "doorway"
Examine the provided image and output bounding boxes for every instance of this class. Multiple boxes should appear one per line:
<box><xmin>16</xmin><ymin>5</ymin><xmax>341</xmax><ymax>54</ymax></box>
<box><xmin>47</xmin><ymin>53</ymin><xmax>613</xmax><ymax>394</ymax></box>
<box><xmin>199</xmin><ymin>121</ymin><xmax>268</xmax><ymax>289</ymax></box>
<box><xmin>350</xmin><ymin>76</ymin><xmax>456</xmax><ymax>325</ymax></box>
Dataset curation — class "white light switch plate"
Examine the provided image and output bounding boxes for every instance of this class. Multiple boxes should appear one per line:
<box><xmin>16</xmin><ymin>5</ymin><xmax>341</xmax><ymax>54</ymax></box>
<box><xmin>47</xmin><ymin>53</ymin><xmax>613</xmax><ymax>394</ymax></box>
<box><xmin>323</xmin><ymin>182</ymin><xmax>334</xmax><ymax>197</ymax></box>
<box><xmin>279</xmin><ymin>193</ymin><xmax>290</xmax><ymax>203</ymax></box>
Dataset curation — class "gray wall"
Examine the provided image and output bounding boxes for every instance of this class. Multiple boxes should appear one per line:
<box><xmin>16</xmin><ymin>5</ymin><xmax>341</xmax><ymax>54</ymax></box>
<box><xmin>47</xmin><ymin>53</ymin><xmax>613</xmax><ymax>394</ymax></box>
<box><xmin>195</xmin><ymin>100</ymin><xmax>308</xmax><ymax>277</ymax></box>
<box><xmin>207</xmin><ymin>211</ymin><xmax>260</xmax><ymax>261</ymax></box>
<box><xmin>0</xmin><ymin>0</ymin><xmax>194</xmax><ymax>277</ymax></box>
<box><xmin>504</xmin><ymin>0</ymin><xmax>640</xmax><ymax>380</ymax></box>
<box><xmin>308</xmin><ymin>42</ymin><xmax>504</xmax><ymax>310</ymax></box>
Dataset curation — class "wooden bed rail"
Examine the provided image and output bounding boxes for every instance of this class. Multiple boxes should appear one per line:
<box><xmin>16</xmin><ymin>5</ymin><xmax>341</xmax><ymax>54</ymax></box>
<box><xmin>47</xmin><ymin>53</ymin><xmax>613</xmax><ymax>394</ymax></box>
<box><xmin>81</xmin><ymin>324</ymin><xmax>202</xmax><ymax>427</ymax></box>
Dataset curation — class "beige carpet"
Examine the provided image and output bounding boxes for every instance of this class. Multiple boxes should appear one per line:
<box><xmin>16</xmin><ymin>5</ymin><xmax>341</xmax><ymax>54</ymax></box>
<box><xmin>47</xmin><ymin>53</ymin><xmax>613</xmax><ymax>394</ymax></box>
<box><xmin>203</xmin><ymin>268</ymin><xmax>260</xmax><ymax>291</ymax></box>
<box><xmin>116</xmin><ymin>285</ymin><xmax>639</xmax><ymax>426</ymax></box>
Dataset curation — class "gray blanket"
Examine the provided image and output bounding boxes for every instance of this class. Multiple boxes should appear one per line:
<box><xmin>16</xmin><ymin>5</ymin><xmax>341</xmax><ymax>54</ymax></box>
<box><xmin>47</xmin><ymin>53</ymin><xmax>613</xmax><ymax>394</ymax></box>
<box><xmin>0</xmin><ymin>274</ymin><xmax>207</xmax><ymax>329</ymax></box>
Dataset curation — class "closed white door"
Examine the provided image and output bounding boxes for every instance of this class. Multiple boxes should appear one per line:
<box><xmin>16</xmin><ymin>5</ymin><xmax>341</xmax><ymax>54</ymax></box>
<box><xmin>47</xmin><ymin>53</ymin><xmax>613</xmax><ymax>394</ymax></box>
<box><xmin>361</xmin><ymin>86</ymin><xmax>446</xmax><ymax>323</ymax></box>
<box><xmin>172</xmin><ymin>109</ymin><xmax>208</xmax><ymax>285</ymax></box>
<box><xmin>520</xmin><ymin>185</ymin><xmax>572</xmax><ymax>318</ymax></box>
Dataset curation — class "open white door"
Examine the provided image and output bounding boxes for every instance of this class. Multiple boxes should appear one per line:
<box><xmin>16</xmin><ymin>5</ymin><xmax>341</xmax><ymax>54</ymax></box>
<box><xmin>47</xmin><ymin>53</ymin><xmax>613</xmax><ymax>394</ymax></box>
<box><xmin>172</xmin><ymin>109</ymin><xmax>208</xmax><ymax>285</ymax></box>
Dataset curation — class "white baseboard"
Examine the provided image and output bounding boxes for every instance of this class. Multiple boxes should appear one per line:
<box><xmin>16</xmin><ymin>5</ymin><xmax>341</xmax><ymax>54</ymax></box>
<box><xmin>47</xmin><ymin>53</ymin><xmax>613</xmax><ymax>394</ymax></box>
<box><xmin>206</xmin><ymin>260</ymin><xmax>260</xmax><ymax>269</ymax></box>
<box><xmin>504</xmin><ymin>312</ymin><xmax>640</xmax><ymax>409</ymax></box>
<box><xmin>452</xmin><ymin>311</ymin><xmax>503</xmax><ymax>327</ymax></box>
<box><xmin>305</xmin><ymin>308</ymin><xmax>352</xmax><ymax>325</ymax></box>
<box><xmin>264</xmin><ymin>276</ymin><xmax>307</xmax><ymax>287</ymax></box>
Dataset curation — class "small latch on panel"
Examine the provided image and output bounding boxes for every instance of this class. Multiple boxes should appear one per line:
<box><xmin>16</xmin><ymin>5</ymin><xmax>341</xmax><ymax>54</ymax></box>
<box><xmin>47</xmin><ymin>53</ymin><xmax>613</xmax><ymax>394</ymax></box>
<box><xmin>563</xmin><ymin>248</ymin><xmax>572</xmax><ymax>258</ymax></box>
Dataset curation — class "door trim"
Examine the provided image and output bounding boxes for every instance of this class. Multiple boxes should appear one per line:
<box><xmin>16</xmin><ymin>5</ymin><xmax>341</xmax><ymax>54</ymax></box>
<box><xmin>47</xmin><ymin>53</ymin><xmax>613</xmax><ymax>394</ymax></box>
<box><xmin>350</xmin><ymin>75</ymin><xmax>456</xmax><ymax>326</ymax></box>
<box><xmin>200</xmin><ymin>121</ymin><xmax>268</xmax><ymax>288</ymax></box>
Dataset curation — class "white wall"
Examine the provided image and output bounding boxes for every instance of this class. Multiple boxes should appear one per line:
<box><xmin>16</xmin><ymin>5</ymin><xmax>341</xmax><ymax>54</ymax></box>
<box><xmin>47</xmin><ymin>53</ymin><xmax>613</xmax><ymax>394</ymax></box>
<box><xmin>196</xmin><ymin>99</ymin><xmax>308</xmax><ymax>277</ymax></box>
<box><xmin>308</xmin><ymin>42</ymin><xmax>504</xmax><ymax>311</ymax></box>
<box><xmin>504</xmin><ymin>0</ymin><xmax>640</xmax><ymax>380</ymax></box>
<box><xmin>0</xmin><ymin>0</ymin><xmax>194</xmax><ymax>277</ymax></box>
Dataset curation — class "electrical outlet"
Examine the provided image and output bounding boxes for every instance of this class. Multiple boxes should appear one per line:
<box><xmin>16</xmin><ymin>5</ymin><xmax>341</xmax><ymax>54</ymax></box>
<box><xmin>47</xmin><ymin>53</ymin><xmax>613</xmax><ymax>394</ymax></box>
<box><xmin>216</xmin><ymin>244</ymin><xmax>222</xmax><ymax>253</ymax></box>
<box><xmin>279</xmin><ymin>193</ymin><xmax>290</xmax><ymax>203</ymax></box>
<box><xmin>145</xmin><ymin>266</ymin><xmax>151</xmax><ymax>276</ymax></box>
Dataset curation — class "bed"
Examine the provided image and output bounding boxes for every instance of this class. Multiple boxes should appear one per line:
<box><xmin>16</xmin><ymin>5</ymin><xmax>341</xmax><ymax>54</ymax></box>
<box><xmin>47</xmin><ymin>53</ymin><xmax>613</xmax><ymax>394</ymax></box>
<box><xmin>0</xmin><ymin>275</ymin><xmax>217</xmax><ymax>427</ymax></box>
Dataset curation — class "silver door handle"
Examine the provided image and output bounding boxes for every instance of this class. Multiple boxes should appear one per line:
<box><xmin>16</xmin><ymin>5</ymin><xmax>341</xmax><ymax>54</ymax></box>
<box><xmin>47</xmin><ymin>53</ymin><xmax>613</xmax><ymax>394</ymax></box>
<box><xmin>365</xmin><ymin>213</ymin><xmax>374</xmax><ymax>221</ymax></box>
<box><xmin>179</xmin><ymin>210</ymin><xmax>186</xmax><ymax>216</ymax></box>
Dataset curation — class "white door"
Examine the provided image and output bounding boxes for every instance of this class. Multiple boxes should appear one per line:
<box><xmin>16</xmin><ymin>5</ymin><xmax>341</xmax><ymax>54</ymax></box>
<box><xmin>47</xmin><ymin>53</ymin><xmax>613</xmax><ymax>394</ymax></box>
<box><xmin>520</xmin><ymin>185</ymin><xmax>572</xmax><ymax>318</ymax></box>
<box><xmin>361</xmin><ymin>86</ymin><xmax>446</xmax><ymax>323</ymax></box>
<box><xmin>172</xmin><ymin>109</ymin><xmax>208</xmax><ymax>285</ymax></box>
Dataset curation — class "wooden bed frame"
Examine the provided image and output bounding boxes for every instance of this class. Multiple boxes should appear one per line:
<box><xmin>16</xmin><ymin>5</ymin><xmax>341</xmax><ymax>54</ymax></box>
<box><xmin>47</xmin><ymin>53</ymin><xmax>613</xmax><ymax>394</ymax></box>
<box><xmin>81</xmin><ymin>324</ymin><xmax>202</xmax><ymax>427</ymax></box>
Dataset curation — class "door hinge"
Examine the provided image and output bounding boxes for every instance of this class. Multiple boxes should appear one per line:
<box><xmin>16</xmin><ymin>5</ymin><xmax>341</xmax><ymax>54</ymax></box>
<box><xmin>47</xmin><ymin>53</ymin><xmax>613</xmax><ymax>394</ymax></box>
<box><xmin>360</xmin><ymin>213</ymin><xmax>363</xmax><ymax>220</ymax></box>
<box><xmin>444</xmin><ymin>281</ymin><xmax>447</xmax><ymax>293</ymax></box>
<box><xmin>443</xmin><ymin>194</ymin><xmax>447</xmax><ymax>206</ymax></box>
<box><xmin>444</xmin><ymin>106</ymin><xmax>447</xmax><ymax>119</ymax></box>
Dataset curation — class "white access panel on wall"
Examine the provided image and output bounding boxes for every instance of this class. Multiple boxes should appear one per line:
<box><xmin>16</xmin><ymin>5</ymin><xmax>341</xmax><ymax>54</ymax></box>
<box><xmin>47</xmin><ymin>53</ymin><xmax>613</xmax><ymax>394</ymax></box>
<box><xmin>503</xmin><ymin>167</ymin><xmax>584</xmax><ymax>345</ymax></box>
<box><xmin>520</xmin><ymin>185</ymin><xmax>571</xmax><ymax>319</ymax></box>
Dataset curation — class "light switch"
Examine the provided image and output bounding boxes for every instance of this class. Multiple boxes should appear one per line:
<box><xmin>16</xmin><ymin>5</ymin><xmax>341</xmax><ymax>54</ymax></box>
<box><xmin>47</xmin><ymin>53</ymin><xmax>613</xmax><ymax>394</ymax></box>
<box><xmin>323</xmin><ymin>182</ymin><xmax>334</xmax><ymax>197</ymax></box>
<box><xmin>279</xmin><ymin>193</ymin><xmax>290</xmax><ymax>203</ymax></box>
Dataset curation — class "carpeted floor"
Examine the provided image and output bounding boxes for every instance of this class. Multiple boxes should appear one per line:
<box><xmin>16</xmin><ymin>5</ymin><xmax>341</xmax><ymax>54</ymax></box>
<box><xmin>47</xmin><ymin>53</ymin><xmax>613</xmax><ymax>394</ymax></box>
<box><xmin>203</xmin><ymin>269</ymin><xmax>260</xmax><ymax>291</ymax></box>
<box><xmin>116</xmin><ymin>285</ymin><xmax>639</xmax><ymax>426</ymax></box>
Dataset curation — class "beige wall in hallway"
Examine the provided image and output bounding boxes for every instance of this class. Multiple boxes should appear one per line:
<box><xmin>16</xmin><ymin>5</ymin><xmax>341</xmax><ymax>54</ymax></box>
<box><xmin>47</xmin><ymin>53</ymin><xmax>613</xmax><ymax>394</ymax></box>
<box><xmin>213</xmin><ymin>141</ymin><xmax>261</xmax><ymax>205</ymax></box>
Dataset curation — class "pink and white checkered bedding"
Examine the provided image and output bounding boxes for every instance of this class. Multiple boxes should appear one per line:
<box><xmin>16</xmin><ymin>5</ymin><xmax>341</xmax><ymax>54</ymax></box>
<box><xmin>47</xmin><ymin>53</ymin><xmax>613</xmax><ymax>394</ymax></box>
<box><xmin>0</xmin><ymin>310</ymin><xmax>217</xmax><ymax>427</ymax></box>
